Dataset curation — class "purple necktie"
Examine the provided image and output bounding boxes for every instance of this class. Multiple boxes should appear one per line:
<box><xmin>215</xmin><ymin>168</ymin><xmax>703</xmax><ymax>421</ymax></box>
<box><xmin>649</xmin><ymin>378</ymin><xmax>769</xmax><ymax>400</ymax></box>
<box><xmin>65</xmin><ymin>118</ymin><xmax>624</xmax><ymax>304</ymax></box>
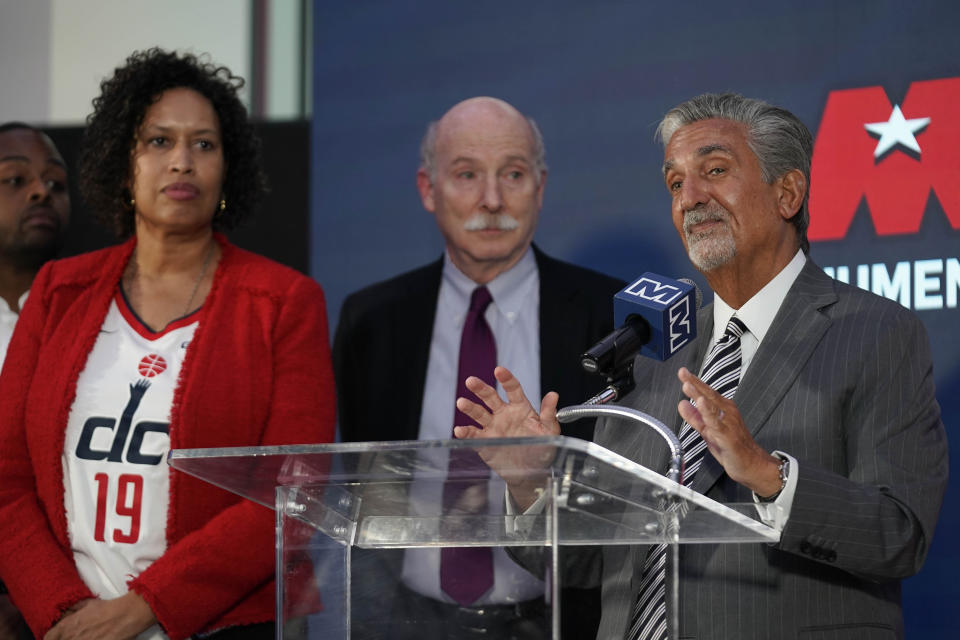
<box><xmin>440</xmin><ymin>286</ymin><xmax>496</xmax><ymax>605</ymax></box>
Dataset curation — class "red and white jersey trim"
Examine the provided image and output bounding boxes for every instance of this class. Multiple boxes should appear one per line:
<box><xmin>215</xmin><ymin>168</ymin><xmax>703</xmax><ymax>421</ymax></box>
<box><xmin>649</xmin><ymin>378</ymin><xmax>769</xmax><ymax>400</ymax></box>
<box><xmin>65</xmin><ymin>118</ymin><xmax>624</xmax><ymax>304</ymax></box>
<box><xmin>115</xmin><ymin>288</ymin><xmax>204</xmax><ymax>339</ymax></box>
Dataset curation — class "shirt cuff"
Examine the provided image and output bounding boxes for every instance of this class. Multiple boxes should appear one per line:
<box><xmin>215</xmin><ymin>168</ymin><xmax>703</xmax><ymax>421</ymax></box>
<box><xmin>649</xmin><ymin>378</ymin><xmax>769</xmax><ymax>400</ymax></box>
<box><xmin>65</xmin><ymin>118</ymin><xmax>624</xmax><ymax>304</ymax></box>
<box><xmin>504</xmin><ymin>486</ymin><xmax>549</xmax><ymax>535</ymax></box>
<box><xmin>752</xmin><ymin>450</ymin><xmax>798</xmax><ymax>532</ymax></box>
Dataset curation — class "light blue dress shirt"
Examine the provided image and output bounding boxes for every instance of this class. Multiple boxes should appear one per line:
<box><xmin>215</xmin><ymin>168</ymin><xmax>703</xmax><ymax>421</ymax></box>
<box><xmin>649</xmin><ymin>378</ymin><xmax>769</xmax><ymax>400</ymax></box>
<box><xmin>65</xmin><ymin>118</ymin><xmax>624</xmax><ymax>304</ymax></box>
<box><xmin>401</xmin><ymin>247</ymin><xmax>547</xmax><ymax>604</ymax></box>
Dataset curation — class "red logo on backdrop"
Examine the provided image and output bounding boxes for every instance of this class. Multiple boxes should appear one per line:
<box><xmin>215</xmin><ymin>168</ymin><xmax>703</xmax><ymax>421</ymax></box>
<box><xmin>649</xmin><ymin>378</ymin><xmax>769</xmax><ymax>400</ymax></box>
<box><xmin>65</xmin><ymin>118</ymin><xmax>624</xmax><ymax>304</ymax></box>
<box><xmin>138</xmin><ymin>354</ymin><xmax>167</xmax><ymax>378</ymax></box>
<box><xmin>809</xmin><ymin>77</ymin><xmax>960</xmax><ymax>240</ymax></box>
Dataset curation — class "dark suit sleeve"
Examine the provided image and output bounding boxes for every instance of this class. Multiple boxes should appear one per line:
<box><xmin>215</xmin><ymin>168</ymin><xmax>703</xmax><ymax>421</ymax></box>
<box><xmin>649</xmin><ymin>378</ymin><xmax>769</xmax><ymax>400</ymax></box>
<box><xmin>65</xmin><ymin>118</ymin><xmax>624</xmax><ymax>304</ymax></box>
<box><xmin>778</xmin><ymin>308</ymin><xmax>947</xmax><ymax>581</ymax></box>
<box><xmin>333</xmin><ymin>291</ymin><xmax>395</xmax><ymax>442</ymax></box>
<box><xmin>333</xmin><ymin>262</ymin><xmax>441</xmax><ymax>443</ymax></box>
<box><xmin>535</xmin><ymin>250</ymin><xmax>625</xmax><ymax>440</ymax></box>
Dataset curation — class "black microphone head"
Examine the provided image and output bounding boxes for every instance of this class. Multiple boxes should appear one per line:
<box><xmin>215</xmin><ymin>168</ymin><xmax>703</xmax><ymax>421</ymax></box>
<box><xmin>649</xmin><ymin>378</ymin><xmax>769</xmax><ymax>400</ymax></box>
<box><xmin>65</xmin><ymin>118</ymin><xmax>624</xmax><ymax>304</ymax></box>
<box><xmin>580</xmin><ymin>318</ymin><xmax>650</xmax><ymax>374</ymax></box>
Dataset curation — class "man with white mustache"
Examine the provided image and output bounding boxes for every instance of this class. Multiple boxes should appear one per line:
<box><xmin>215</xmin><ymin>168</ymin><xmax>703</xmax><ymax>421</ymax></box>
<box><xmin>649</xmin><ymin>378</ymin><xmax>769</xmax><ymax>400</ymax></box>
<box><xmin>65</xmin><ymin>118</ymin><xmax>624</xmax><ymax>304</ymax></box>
<box><xmin>333</xmin><ymin>97</ymin><xmax>623</xmax><ymax>639</ymax></box>
<box><xmin>462</xmin><ymin>211</ymin><xmax>521</xmax><ymax>231</ymax></box>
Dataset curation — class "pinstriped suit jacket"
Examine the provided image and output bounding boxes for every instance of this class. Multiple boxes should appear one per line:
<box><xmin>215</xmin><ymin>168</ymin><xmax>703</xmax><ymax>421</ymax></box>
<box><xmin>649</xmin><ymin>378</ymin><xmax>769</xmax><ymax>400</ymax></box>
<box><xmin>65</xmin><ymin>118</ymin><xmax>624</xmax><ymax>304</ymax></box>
<box><xmin>589</xmin><ymin>260</ymin><xmax>947</xmax><ymax>640</ymax></box>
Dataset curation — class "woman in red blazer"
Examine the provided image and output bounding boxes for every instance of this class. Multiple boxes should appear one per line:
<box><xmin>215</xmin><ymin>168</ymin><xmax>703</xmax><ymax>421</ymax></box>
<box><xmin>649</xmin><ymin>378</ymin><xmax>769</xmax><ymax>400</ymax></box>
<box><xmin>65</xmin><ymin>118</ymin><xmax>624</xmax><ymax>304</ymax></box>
<box><xmin>0</xmin><ymin>49</ymin><xmax>335</xmax><ymax>640</ymax></box>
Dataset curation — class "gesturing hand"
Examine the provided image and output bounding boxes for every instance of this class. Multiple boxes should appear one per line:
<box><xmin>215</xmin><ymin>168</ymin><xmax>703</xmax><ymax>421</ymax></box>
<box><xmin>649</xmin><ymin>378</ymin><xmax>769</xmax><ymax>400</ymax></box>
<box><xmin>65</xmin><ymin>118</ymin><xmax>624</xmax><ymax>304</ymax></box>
<box><xmin>453</xmin><ymin>366</ymin><xmax>561</xmax><ymax>509</ymax></box>
<box><xmin>454</xmin><ymin>366</ymin><xmax>561</xmax><ymax>440</ymax></box>
<box><xmin>676</xmin><ymin>366</ymin><xmax>781</xmax><ymax>497</ymax></box>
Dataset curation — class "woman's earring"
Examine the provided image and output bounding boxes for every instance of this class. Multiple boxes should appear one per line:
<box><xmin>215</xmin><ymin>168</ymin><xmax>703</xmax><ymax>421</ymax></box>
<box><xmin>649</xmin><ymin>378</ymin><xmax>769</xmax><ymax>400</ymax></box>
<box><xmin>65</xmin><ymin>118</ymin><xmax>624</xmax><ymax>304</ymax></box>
<box><xmin>218</xmin><ymin>198</ymin><xmax>226</xmax><ymax>213</ymax></box>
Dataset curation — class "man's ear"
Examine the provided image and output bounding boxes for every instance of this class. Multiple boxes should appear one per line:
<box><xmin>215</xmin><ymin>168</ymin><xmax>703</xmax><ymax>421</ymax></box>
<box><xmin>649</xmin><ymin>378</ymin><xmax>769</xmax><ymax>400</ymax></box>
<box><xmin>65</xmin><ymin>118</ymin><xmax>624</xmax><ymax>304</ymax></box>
<box><xmin>777</xmin><ymin>168</ymin><xmax>806</xmax><ymax>221</ymax></box>
<box><xmin>535</xmin><ymin>170</ymin><xmax>547</xmax><ymax>209</ymax></box>
<box><xmin>416</xmin><ymin>168</ymin><xmax>435</xmax><ymax>212</ymax></box>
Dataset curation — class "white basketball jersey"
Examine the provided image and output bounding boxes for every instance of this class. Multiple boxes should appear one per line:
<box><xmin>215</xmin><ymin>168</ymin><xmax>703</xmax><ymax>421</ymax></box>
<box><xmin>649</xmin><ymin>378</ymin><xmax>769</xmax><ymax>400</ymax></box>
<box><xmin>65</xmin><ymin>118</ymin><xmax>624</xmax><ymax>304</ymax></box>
<box><xmin>63</xmin><ymin>291</ymin><xmax>199</xmax><ymax>636</ymax></box>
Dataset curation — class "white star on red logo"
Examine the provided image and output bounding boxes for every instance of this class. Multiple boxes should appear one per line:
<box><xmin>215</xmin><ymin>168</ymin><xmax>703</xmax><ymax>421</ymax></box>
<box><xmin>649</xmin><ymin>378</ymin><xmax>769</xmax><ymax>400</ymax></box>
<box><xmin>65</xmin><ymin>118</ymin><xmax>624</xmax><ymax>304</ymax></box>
<box><xmin>864</xmin><ymin>105</ymin><xmax>930</xmax><ymax>158</ymax></box>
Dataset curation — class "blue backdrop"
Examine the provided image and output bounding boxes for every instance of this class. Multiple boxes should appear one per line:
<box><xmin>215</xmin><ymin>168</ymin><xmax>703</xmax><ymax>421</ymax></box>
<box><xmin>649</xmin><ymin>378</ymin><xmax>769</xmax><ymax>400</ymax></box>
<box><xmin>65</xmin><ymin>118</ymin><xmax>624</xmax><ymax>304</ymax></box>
<box><xmin>311</xmin><ymin>2</ymin><xmax>959</xmax><ymax>635</ymax></box>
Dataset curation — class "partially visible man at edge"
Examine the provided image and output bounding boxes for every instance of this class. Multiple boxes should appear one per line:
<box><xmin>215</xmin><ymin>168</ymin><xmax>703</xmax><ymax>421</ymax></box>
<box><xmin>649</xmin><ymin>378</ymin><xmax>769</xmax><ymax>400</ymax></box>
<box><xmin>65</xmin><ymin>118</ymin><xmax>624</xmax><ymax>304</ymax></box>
<box><xmin>333</xmin><ymin>97</ymin><xmax>623</xmax><ymax>638</ymax></box>
<box><xmin>0</xmin><ymin>122</ymin><xmax>70</xmax><ymax>368</ymax></box>
<box><xmin>455</xmin><ymin>93</ymin><xmax>947</xmax><ymax>639</ymax></box>
<box><xmin>0</xmin><ymin>122</ymin><xmax>71</xmax><ymax>639</ymax></box>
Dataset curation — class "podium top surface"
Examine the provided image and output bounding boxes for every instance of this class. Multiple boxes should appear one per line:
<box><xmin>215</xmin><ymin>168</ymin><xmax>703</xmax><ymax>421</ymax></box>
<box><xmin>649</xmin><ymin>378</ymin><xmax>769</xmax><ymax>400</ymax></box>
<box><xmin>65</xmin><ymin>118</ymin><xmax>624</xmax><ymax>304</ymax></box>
<box><xmin>169</xmin><ymin>437</ymin><xmax>779</xmax><ymax>547</ymax></box>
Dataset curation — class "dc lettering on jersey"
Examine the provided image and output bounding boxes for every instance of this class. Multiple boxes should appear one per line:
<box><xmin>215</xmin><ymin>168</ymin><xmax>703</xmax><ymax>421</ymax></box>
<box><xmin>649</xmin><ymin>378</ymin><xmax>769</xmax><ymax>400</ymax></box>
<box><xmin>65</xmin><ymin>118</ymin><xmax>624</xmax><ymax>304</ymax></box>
<box><xmin>75</xmin><ymin>379</ymin><xmax>169</xmax><ymax>466</ymax></box>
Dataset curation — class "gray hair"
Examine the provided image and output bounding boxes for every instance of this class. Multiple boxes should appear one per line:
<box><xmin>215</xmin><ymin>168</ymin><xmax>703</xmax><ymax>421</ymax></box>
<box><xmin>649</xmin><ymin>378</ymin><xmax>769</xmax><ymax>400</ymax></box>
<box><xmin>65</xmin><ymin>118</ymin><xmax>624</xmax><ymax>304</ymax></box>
<box><xmin>656</xmin><ymin>93</ymin><xmax>813</xmax><ymax>254</ymax></box>
<box><xmin>419</xmin><ymin>115</ymin><xmax>547</xmax><ymax>184</ymax></box>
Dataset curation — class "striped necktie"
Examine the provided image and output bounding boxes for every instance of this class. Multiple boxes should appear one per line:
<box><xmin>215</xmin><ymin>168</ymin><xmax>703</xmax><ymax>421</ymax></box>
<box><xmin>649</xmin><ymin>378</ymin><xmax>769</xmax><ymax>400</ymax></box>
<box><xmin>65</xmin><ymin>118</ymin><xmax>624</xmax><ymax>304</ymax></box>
<box><xmin>628</xmin><ymin>316</ymin><xmax>748</xmax><ymax>640</ymax></box>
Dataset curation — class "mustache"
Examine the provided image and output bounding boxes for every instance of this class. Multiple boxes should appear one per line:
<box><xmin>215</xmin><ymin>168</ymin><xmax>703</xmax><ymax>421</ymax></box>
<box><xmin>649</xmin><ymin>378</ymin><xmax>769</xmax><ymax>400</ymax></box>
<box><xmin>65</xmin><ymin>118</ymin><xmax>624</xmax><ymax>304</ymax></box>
<box><xmin>683</xmin><ymin>205</ymin><xmax>729</xmax><ymax>235</ymax></box>
<box><xmin>463</xmin><ymin>213</ymin><xmax>521</xmax><ymax>231</ymax></box>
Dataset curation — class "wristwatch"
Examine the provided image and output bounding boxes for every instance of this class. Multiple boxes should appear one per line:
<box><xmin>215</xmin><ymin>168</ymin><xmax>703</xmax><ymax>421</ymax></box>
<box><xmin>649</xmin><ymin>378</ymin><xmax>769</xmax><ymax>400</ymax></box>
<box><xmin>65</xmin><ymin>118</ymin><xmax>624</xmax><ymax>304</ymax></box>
<box><xmin>757</xmin><ymin>454</ymin><xmax>790</xmax><ymax>503</ymax></box>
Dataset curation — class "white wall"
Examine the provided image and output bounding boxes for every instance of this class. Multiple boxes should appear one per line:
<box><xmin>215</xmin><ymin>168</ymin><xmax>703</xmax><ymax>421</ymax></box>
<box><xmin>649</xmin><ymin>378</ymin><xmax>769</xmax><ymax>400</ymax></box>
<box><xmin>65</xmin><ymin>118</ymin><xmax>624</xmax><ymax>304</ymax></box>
<box><xmin>0</xmin><ymin>0</ymin><xmax>53</xmax><ymax>123</ymax></box>
<box><xmin>266</xmin><ymin>0</ymin><xmax>306</xmax><ymax>118</ymax></box>
<box><xmin>1</xmin><ymin>0</ymin><xmax>254</xmax><ymax>125</ymax></box>
<box><xmin>49</xmin><ymin>0</ymin><xmax>251</xmax><ymax>124</ymax></box>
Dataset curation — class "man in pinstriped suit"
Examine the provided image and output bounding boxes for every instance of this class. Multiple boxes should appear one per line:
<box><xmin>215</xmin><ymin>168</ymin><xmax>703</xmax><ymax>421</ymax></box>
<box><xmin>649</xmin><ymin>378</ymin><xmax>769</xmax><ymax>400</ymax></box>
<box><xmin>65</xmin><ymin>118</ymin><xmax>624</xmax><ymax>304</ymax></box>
<box><xmin>456</xmin><ymin>93</ymin><xmax>948</xmax><ymax>639</ymax></box>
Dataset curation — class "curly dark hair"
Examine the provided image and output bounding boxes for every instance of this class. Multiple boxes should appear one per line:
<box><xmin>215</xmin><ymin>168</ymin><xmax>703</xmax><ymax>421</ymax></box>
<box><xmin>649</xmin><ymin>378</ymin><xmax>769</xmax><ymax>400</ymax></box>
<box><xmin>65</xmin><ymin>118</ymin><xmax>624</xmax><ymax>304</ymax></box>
<box><xmin>78</xmin><ymin>48</ymin><xmax>267</xmax><ymax>238</ymax></box>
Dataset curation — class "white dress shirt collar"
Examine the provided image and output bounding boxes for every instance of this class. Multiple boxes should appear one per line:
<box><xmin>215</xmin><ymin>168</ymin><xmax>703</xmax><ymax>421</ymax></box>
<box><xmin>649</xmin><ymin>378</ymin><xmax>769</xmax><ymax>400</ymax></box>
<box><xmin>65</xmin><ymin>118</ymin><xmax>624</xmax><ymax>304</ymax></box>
<box><xmin>0</xmin><ymin>290</ymin><xmax>30</xmax><ymax>318</ymax></box>
<box><xmin>711</xmin><ymin>249</ymin><xmax>807</xmax><ymax>345</ymax></box>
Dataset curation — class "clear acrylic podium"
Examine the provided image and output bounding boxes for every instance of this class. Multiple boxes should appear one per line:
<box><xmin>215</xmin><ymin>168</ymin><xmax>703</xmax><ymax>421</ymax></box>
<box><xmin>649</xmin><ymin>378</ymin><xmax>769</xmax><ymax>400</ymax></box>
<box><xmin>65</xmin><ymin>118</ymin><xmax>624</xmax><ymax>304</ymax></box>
<box><xmin>169</xmin><ymin>436</ymin><xmax>778</xmax><ymax>639</ymax></box>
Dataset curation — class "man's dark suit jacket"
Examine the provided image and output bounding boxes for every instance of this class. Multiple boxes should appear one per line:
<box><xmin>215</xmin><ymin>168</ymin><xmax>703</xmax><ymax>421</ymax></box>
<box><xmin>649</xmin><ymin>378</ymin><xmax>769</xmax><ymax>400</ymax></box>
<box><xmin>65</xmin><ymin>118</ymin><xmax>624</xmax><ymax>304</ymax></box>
<box><xmin>333</xmin><ymin>246</ymin><xmax>625</xmax><ymax>443</ymax></box>
<box><xmin>333</xmin><ymin>245</ymin><xmax>624</xmax><ymax>638</ymax></box>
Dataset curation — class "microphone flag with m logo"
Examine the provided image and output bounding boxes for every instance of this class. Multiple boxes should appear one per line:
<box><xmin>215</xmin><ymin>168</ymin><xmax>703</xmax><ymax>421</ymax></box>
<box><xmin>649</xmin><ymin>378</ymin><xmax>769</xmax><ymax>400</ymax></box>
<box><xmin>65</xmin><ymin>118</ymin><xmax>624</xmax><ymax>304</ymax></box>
<box><xmin>615</xmin><ymin>273</ymin><xmax>696</xmax><ymax>361</ymax></box>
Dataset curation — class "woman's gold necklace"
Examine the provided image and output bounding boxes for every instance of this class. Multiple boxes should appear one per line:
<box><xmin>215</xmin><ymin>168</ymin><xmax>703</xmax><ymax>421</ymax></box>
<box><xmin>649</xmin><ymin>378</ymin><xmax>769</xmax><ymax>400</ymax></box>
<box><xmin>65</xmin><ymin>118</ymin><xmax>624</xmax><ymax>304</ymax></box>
<box><xmin>180</xmin><ymin>242</ymin><xmax>216</xmax><ymax>317</ymax></box>
<box><xmin>126</xmin><ymin>242</ymin><xmax>216</xmax><ymax>321</ymax></box>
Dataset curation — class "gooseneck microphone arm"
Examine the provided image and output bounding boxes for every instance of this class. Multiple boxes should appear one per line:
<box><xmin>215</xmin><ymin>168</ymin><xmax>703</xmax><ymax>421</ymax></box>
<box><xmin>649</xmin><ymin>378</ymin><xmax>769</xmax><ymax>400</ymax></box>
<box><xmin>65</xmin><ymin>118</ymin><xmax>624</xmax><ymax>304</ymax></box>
<box><xmin>555</xmin><ymin>404</ymin><xmax>682</xmax><ymax>484</ymax></box>
<box><xmin>580</xmin><ymin>365</ymin><xmax>636</xmax><ymax>406</ymax></box>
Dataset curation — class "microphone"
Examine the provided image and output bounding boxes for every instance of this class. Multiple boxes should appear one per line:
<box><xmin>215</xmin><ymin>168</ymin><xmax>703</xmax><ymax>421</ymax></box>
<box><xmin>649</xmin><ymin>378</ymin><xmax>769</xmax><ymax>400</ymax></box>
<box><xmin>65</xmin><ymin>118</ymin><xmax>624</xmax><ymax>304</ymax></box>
<box><xmin>581</xmin><ymin>273</ymin><xmax>699</xmax><ymax>377</ymax></box>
